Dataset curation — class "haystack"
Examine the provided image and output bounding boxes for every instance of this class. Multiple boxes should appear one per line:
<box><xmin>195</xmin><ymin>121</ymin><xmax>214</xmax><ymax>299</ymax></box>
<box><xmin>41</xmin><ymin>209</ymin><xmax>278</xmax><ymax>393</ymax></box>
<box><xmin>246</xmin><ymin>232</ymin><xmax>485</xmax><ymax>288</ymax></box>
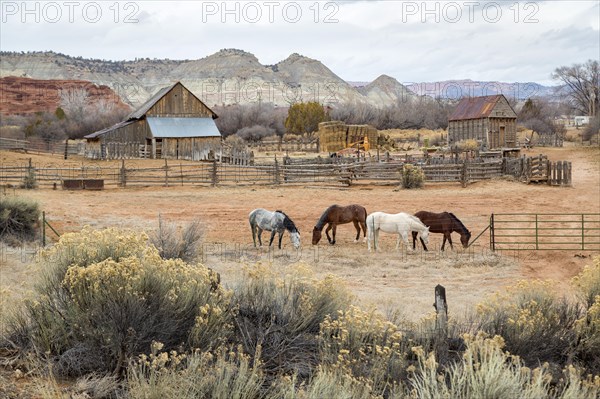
<box><xmin>318</xmin><ymin>121</ymin><xmax>378</xmax><ymax>152</ymax></box>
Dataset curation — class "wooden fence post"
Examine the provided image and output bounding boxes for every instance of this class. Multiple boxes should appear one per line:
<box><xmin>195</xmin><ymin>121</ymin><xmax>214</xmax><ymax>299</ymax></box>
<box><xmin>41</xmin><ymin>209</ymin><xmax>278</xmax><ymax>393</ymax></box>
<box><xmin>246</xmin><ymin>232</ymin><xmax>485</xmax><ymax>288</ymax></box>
<box><xmin>211</xmin><ymin>158</ymin><xmax>218</xmax><ymax>187</ymax></box>
<box><xmin>119</xmin><ymin>159</ymin><xmax>126</xmax><ymax>187</ymax></box>
<box><xmin>461</xmin><ymin>160</ymin><xmax>467</xmax><ymax>187</ymax></box>
<box><xmin>164</xmin><ymin>159</ymin><xmax>169</xmax><ymax>187</ymax></box>
<box><xmin>274</xmin><ymin>156</ymin><xmax>281</xmax><ymax>185</ymax></box>
<box><xmin>434</xmin><ymin>284</ymin><xmax>449</xmax><ymax>365</ymax></box>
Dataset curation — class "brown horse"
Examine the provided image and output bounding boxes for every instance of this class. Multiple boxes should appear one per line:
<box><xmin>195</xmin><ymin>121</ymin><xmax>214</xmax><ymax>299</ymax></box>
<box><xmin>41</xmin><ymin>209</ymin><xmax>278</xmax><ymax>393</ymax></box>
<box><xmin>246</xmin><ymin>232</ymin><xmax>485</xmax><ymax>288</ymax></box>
<box><xmin>312</xmin><ymin>204</ymin><xmax>367</xmax><ymax>245</ymax></box>
<box><xmin>412</xmin><ymin>211</ymin><xmax>471</xmax><ymax>251</ymax></box>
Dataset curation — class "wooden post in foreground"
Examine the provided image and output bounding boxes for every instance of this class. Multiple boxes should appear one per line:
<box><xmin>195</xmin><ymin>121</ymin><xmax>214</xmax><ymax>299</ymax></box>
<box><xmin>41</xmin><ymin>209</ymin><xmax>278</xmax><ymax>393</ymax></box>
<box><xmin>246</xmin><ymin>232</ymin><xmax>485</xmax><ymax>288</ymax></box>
<box><xmin>434</xmin><ymin>284</ymin><xmax>449</xmax><ymax>366</ymax></box>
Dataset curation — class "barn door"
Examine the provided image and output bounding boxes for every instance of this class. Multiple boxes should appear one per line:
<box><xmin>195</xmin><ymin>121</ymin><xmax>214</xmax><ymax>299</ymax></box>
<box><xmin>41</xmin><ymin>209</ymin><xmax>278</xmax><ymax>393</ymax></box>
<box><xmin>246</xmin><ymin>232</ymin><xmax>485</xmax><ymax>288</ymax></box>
<box><xmin>499</xmin><ymin>126</ymin><xmax>506</xmax><ymax>147</ymax></box>
<box><xmin>155</xmin><ymin>139</ymin><xmax>163</xmax><ymax>159</ymax></box>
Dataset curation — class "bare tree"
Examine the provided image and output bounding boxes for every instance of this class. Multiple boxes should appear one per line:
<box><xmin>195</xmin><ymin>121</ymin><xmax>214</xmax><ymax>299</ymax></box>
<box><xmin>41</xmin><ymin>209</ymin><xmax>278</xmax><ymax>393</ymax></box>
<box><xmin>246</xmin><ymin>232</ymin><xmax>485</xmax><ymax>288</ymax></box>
<box><xmin>552</xmin><ymin>60</ymin><xmax>599</xmax><ymax>116</ymax></box>
<box><xmin>59</xmin><ymin>88</ymin><xmax>90</xmax><ymax>121</ymax></box>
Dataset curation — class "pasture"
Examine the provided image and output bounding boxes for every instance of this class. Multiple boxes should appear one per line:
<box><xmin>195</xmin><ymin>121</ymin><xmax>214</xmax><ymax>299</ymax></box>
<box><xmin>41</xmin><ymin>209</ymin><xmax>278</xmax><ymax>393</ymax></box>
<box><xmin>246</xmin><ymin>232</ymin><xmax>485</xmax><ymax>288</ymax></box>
<box><xmin>1</xmin><ymin>145</ymin><xmax>599</xmax><ymax>320</ymax></box>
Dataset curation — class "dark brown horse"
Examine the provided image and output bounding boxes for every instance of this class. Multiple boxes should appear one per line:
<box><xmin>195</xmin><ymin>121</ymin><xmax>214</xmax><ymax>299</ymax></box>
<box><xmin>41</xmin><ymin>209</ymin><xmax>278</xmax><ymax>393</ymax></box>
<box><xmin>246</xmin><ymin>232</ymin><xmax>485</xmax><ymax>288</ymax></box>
<box><xmin>412</xmin><ymin>211</ymin><xmax>471</xmax><ymax>251</ymax></box>
<box><xmin>312</xmin><ymin>204</ymin><xmax>367</xmax><ymax>245</ymax></box>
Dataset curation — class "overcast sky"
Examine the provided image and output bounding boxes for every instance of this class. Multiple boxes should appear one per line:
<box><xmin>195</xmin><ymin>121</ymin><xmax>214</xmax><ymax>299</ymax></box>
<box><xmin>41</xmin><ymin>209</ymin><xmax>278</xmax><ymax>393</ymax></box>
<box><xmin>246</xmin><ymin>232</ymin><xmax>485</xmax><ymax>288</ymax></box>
<box><xmin>1</xmin><ymin>0</ymin><xmax>598</xmax><ymax>85</ymax></box>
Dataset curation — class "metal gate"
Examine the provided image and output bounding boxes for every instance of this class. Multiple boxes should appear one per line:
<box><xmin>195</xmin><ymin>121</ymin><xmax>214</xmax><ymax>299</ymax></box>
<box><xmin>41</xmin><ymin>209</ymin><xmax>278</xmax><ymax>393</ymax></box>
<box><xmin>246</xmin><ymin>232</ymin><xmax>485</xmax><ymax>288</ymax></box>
<box><xmin>490</xmin><ymin>213</ymin><xmax>600</xmax><ymax>251</ymax></box>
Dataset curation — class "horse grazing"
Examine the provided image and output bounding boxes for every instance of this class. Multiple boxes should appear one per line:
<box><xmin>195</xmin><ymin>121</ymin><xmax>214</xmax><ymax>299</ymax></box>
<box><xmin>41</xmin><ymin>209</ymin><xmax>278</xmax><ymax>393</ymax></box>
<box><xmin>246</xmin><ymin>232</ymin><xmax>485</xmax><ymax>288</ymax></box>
<box><xmin>412</xmin><ymin>211</ymin><xmax>471</xmax><ymax>251</ymax></box>
<box><xmin>249</xmin><ymin>208</ymin><xmax>300</xmax><ymax>250</ymax></box>
<box><xmin>312</xmin><ymin>204</ymin><xmax>367</xmax><ymax>245</ymax></box>
<box><xmin>366</xmin><ymin>211</ymin><xmax>430</xmax><ymax>252</ymax></box>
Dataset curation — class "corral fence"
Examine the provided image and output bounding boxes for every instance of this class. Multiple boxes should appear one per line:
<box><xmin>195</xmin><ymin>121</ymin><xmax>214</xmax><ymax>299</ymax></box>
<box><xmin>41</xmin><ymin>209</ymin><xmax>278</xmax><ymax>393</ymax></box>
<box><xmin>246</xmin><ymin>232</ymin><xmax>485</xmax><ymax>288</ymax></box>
<box><xmin>252</xmin><ymin>139</ymin><xmax>318</xmax><ymax>153</ymax></box>
<box><xmin>0</xmin><ymin>137</ymin><xmax>85</xmax><ymax>156</ymax></box>
<box><xmin>490</xmin><ymin>213</ymin><xmax>600</xmax><ymax>251</ymax></box>
<box><xmin>503</xmin><ymin>154</ymin><xmax>572</xmax><ymax>186</ymax></box>
<box><xmin>0</xmin><ymin>153</ymin><xmax>572</xmax><ymax>189</ymax></box>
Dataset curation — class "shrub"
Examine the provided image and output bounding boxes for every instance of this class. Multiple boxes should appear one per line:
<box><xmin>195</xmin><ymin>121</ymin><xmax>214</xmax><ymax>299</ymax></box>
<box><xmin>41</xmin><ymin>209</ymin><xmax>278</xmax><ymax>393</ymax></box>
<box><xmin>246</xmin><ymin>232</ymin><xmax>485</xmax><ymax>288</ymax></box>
<box><xmin>319</xmin><ymin>305</ymin><xmax>407</xmax><ymax>396</ymax></box>
<box><xmin>572</xmin><ymin>257</ymin><xmax>600</xmax><ymax>309</ymax></box>
<box><xmin>232</xmin><ymin>264</ymin><xmax>352</xmax><ymax>380</ymax></box>
<box><xmin>0</xmin><ymin>196</ymin><xmax>40</xmax><ymax>242</ymax></box>
<box><xmin>21</xmin><ymin>167</ymin><xmax>37</xmax><ymax>189</ymax></box>
<box><xmin>571</xmin><ymin>258</ymin><xmax>600</xmax><ymax>374</ymax></box>
<box><xmin>401</xmin><ymin>164</ymin><xmax>424</xmax><ymax>189</ymax></box>
<box><xmin>582</xmin><ymin>117</ymin><xmax>599</xmax><ymax>142</ymax></box>
<box><xmin>127</xmin><ymin>346</ymin><xmax>274</xmax><ymax>399</ymax></box>
<box><xmin>475</xmin><ymin>280</ymin><xmax>581</xmax><ymax>367</ymax></box>
<box><xmin>410</xmin><ymin>333</ymin><xmax>552</xmax><ymax>399</ymax></box>
<box><xmin>149</xmin><ymin>216</ymin><xmax>205</xmax><ymax>263</ymax></box>
<box><xmin>296</xmin><ymin>367</ymin><xmax>376</xmax><ymax>399</ymax></box>
<box><xmin>5</xmin><ymin>227</ymin><xmax>229</xmax><ymax>377</ymax></box>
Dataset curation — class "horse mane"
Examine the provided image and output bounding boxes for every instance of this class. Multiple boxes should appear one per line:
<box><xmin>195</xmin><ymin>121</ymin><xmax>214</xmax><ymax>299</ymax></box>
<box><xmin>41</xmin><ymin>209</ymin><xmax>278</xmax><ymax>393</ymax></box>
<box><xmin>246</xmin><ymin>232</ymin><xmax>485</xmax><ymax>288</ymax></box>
<box><xmin>315</xmin><ymin>205</ymin><xmax>337</xmax><ymax>230</ymax></box>
<box><xmin>448</xmin><ymin>212</ymin><xmax>470</xmax><ymax>235</ymax></box>
<box><xmin>407</xmin><ymin>213</ymin><xmax>427</xmax><ymax>229</ymax></box>
<box><xmin>276</xmin><ymin>210</ymin><xmax>299</xmax><ymax>233</ymax></box>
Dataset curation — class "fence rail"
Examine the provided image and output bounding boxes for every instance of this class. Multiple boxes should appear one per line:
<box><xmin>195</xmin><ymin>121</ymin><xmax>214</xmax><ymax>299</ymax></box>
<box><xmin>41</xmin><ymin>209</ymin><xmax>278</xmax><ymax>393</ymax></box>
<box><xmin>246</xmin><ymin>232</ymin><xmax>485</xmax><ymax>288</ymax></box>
<box><xmin>490</xmin><ymin>213</ymin><xmax>600</xmax><ymax>251</ymax></box>
<box><xmin>0</xmin><ymin>150</ymin><xmax>575</xmax><ymax>190</ymax></box>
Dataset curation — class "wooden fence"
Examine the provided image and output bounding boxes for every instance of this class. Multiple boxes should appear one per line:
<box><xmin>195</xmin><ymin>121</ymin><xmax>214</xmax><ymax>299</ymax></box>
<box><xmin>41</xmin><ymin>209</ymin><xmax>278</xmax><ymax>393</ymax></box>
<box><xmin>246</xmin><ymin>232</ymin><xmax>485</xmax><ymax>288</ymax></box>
<box><xmin>252</xmin><ymin>139</ymin><xmax>319</xmax><ymax>153</ymax></box>
<box><xmin>503</xmin><ymin>154</ymin><xmax>572</xmax><ymax>186</ymax></box>
<box><xmin>0</xmin><ymin>137</ymin><xmax>85</xmax><ymax>156</ymax></box>
<box><xmin>0</xmin><ymin>157</ymin><xmax>513</xmax><ymax>189</ymax></box>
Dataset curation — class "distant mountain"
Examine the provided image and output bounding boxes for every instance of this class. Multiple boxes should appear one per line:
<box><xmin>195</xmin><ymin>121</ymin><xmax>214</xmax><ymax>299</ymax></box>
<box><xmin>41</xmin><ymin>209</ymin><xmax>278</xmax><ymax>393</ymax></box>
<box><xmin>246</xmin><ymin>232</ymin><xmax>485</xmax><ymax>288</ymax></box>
<box><xmin>0</xmin><ymin>50</ymin><xmax>557</xmax><ymax>113</ymax></box>
<box><xmin>357</xmin><ymin>75</ymin><xmax>413</xmax><ymax>106</ymax></box>
<box><xmin>0</xmin><ymin>50</ymin><xmax>392</xmax><ymax>109</ymax></box>
<box><xmin>406</xmin><ymin>79</ymin><xmax>557</xmax><ymax>100</ymax></box>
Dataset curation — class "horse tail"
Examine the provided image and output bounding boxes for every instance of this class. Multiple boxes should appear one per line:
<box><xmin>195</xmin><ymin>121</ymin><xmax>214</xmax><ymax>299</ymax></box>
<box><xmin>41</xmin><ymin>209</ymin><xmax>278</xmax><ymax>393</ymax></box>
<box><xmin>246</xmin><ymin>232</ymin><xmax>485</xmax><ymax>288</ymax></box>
<box><xmin>360</xmin><ymin>205</ymin><xmax>368</xmax><ymax>221</ymax></box>
<box><xmin>248</xmin><ymin>210</ymin><xmax>256</xmax><ymax>230</ymax></box>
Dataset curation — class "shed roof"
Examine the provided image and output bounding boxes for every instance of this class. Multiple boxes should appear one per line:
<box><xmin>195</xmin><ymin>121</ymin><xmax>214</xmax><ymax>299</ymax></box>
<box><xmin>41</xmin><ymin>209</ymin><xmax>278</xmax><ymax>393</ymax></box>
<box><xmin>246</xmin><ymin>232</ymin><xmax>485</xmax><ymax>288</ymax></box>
<box><xmin>84</xmin><ymin>120</ymin><xmax>136</xmax><ymax>139</ymax></box>
<box><xmin>448</xmin><ymin>95</ymin><xmax>514</xmax><ymax>121</ymax></box>
<box><xmin>147</xmin><ymin>117</ymin><xmax>221</xmax><ymax>138</ymax></box>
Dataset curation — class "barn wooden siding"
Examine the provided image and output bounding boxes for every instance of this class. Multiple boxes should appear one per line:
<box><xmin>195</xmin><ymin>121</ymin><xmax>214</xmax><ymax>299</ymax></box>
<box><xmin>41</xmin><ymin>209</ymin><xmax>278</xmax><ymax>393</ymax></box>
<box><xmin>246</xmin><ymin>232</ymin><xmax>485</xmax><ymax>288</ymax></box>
<box><xmin>146</xmin><ymin>84</ymin><xmax>215</xmax><ymax>118</ymax></box>
<box><xmin>161</xmin><ymin>137</ymin><xmax>222</xmax><ymax>160</ymax></box>
<box><xmin>448</xmin><ymin>95</ymin><xmax>517</xmax><ymax>149</ymax></box>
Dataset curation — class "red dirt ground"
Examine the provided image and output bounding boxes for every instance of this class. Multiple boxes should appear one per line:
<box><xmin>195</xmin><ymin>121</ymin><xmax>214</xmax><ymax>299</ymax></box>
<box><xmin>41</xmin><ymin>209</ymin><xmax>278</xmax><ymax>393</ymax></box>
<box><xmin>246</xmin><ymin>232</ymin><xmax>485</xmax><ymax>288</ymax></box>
<box><xmin>1</xmin><ymin>145</ymin><xmax>599</xmax><ymax>319</ymax></box>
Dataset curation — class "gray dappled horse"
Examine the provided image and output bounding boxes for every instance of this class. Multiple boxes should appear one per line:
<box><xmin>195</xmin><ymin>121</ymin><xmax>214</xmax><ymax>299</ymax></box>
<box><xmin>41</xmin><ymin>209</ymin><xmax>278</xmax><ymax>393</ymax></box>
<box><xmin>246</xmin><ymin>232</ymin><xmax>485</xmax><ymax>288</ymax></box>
<box><xmin>249</xmin><ymin>208</ymin><xmax>301</xmax><ymax>249</ymax></box>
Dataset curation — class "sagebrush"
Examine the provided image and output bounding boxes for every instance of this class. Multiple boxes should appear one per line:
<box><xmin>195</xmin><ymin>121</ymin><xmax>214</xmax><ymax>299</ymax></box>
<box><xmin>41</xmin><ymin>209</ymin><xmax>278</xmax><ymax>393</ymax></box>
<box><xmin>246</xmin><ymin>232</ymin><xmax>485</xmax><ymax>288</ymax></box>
<box><xmin>0</xmin><ymin>196</ymin><xmax>40</xmax><ymax>242</ymax></box>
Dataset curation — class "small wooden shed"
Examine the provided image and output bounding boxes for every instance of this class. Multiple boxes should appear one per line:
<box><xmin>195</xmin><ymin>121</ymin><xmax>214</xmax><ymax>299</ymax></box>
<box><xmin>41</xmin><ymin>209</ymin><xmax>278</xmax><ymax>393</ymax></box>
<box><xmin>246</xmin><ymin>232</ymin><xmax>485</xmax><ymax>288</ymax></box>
<box><xmin>447</xmin><ymin>94</ymin><xmax>517</xmax><ymax>149</ymax></box>
<box><xmin>85</xmin><ymin>82</ymin><xmax>221</xmax><ymax>160</ymax></box>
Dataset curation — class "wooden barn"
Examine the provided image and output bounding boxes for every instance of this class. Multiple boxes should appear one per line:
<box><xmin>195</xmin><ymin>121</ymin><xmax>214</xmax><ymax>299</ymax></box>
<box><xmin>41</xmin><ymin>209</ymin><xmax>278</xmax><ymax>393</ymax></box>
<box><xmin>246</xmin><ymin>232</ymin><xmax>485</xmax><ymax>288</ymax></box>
<box><xmin>85</xmin><ymin>82</ymin><xmax>221</xmax><ymax>160</ymax></box>
<box><xmin>447</xmin><ymin>94</ymin><xmax>517</xmax><ymax>149</ymax></box>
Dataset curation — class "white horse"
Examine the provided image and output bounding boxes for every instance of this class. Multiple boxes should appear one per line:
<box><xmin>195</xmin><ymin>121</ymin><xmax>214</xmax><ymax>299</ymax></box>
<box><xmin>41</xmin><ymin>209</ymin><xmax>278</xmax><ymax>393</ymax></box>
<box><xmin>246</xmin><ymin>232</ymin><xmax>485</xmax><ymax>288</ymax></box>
<box><xmin>366</xmin><ymin>212</ymin><xmax>430</xmax><ymax>252</ymax></box>
<box><xmin>249</xmin><ymin>208</ymin><xmax>301</xmax><ymax>249</ymax></box>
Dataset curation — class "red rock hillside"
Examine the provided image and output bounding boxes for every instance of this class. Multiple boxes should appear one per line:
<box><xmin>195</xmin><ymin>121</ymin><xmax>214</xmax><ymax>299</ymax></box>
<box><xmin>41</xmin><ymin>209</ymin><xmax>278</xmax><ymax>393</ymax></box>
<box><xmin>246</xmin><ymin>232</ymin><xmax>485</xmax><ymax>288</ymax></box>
<box><xmin>0</xmin><ymin>76</ymin><xmax>131</xmax><ymax>115</ymax></box>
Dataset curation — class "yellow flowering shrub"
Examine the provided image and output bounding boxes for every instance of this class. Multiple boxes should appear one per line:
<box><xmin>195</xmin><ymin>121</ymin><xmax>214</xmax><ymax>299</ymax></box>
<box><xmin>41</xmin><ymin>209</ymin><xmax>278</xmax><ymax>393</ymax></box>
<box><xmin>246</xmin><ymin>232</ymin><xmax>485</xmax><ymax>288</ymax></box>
<box><xmin>17</xmin><ymin>227</ymin><xmax>231</xmax><ymax>377</ymax></box>
<box><xmin>475</xmin><ymin>280</ymin><xmax>580</xmax><ymax>366</ymax></box>
<box><xmin>319</xmin><ymin>305</ymin><xmax>407</xmax><ymax>396</ymax></box>
<box><xmin>572</xmin><ymin>256</ymin><xmax>600</xmax><ymax>308</ymax></box>
<box><xmin>401</xmin><ymin>164</ymin><xmax>425</xmax><ymax>189</ymax></box>
<box><xmin>410</xmin><ymin>332</ymin><xmax>551</xmax><ymax>399</ymax></box>
<box><xmin>128</xmin><ymin>346</ymin><xmax>266</xmax><ymax>399</ymax></box>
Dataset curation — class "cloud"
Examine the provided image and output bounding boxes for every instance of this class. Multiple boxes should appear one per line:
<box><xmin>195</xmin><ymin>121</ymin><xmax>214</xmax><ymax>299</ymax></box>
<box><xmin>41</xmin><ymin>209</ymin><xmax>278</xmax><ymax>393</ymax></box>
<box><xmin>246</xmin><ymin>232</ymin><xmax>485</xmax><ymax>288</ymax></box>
<box><xmin>0</xmin><ymin>0</ymin><xmax>598</xmax><ymax>85</ymax></box>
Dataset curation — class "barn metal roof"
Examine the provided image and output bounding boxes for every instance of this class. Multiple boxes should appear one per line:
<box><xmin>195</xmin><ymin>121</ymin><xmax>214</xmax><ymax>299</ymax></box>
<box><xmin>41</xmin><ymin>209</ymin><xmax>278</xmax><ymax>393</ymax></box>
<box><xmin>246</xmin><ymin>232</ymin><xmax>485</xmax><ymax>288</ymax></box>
<box><xmin>147</xmin><ymin>117</ymin><xmax>221</xmax><ymax>138</ymax></box>
<box><xmin>448</xmin><ymin>95</ymin><xmax>513</xmax><ymax>121</ymax></box>
<box><xmin>84</xmin><ymin>120</ymin><xmax>136</xmax><ymax>139</ymax></box>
